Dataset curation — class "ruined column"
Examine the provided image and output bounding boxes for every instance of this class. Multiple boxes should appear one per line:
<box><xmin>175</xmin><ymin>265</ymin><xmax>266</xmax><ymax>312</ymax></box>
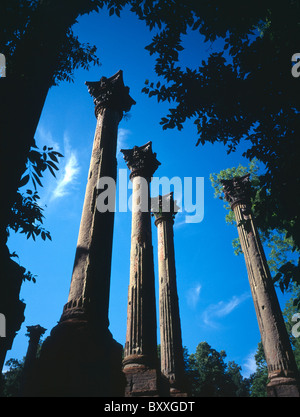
<box><xmin>121</xmin><ymin>141</ymin><xmax>161</xmax><ymax>396</ymax></box>
<box><xmin>34</xmin><ymin>70</ymin><xmax>135</xmax><ymax>397</ymax></box>
<box><xmin>221</xmin><ymin>174</ymin><xmax>300</xmax><ymax>397</ymax></box>
<box><xmin>24</xmin><ymin>325</ymin><xmax>46</xmax><ymax>368</ymax></box>
<box><xmin>61</xmin><ymin>69</ymin><xmax>135</xmax><ymax>325</ymax></box>
<box><xmin>21</xmin><ymin>325</ymin><xmax>46</xmax><ymax>395</ymax></box>
<box><xmin>152</xmin><ymin>192</ymin><xmax>187</xmax><ymax>396</ymax></box>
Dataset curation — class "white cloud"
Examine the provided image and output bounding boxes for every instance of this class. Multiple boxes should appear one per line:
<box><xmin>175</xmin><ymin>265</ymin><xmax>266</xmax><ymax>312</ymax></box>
<box><xmin>202</xmin><ymin>292</ymin><xmax>251</xmax><ymax>328</ymax></box>
<box><xmin>117</xmin><ymin>128</ymin><xmax>131</xmax><ymax>159</ymax></box>
<box><xmin>51</xmin><ymin>153</ymin><xmax>80</xmax><ymax>200</ymax></box>
<box><xmin>186</xmin><ymin>283</ymin><xmax>202</xmax><ymax>309</ymax></box>
<box><xmin>174</xmin><ymin>211</ymin><xmax>187</xmax><ymax>229</ymax></box>
<box><xmin>242</xmin><ymin>350</ymin><xmax>257</xmax><ymax>377</ymax></box>
<box><xmin>51</xmin><ymin>134</ymin><xmax>80</xmax><ymax>201</ymax></box>
<box><xmin>36</xmin><ymin>125</ymin><xmax>61</xmax><ymax>152</ymax></box>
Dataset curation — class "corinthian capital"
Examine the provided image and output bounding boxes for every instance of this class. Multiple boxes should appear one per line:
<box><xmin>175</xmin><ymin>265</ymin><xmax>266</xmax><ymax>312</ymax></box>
<box><xmin>121</xmin><ymin>141</ymin><xmax>161</xmax><ymax>180</ymax></box>
<box><xmin>221</xmin><ymin>173</ymin><xmax>252</xmax><ymax>208</ymax></box>
<box><xmin>151</xmin><ymin>192</ymin><xmax>180</xmax><ymax>225</ymax></box>
<box><xmin>85</xmin><ymin>70</ymin><xmax>136</xmax><ymax>118</ymax></box>
<box><xmin>26</xmin><ymin>325</ymin><xmax>46</xmax><ymax>342</ymax></box>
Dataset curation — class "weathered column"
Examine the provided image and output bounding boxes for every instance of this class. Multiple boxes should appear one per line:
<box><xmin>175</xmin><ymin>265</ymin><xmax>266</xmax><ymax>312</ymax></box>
<box><xmin>152</xmin><ymin>192</ymin><xmax>187</xmax><ymax>396</ymax></box>
<box><xmin>21</xmin><ymin>325</ymin><xmax>46</xmax><ymax>395</ymax></box>
<box><xmin>121</xmin><ymin>141</ymin><xmax>161</xmax><ymax>396</ymax></box>
<box><xmin>33</xmin><ymin>70</ymin><xmax>135</xmax><ymax>397</ymax></box>
<box><xmin>24</xmin><ymin>325</ymin><xmax>46</xmax><ymax>369</ymax></box>
<box><xmin>221</xmin><ymin>174</ymin><xmax>300</xmax><ymax>397</ymax></box>
<box><xmin>61</xmin><ymin>69</ymin><xmax>135</xmax><ymax>325</ymax></box>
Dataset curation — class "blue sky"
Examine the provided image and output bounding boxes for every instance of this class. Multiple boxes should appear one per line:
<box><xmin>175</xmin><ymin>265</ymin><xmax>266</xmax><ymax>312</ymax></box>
<box><xmin>5</xmin><ymin>6</ymin><xmax>290</xmax><ymax>377</ymax></box>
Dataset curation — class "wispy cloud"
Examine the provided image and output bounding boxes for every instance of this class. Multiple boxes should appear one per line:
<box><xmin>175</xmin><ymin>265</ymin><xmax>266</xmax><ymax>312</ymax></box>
<box><xmin>186</xmin><ymin>283</ymin><xmax>202</xmax><ymax>309</ymax></box>
<box><xmin>242</xmin><ymin>350</ymin><xmax>257</xmax><ymax>377</ymax></box>
<box><xmin>174</xmin><ymin>211</ymin><xmax>187</xmax><ymax>229</ymax></box>
<box><xmin>202</xmin><ymin>292</ymin><xmax>251</xmax><ymax>328</ymax></box>
<box><xmin>51</xmin><ymin>134</ymin><xmax>80</xmax><ymax>201</ymax></box>
<box><xmin>117</xmin><ymin>128</ymin><xmax>131</xmax><ymax>159</ymax></box>
<box><xmin>36</xmin><ymin>125</ymin><xmax>61</xmax><ymax>152</ymax></box>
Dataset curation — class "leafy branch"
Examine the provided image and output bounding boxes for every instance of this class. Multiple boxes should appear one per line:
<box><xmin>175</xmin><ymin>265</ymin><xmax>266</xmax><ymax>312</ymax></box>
<box><xmin>9</xmin><ymin>140</ymin><xmax>63</xmax><ymax>243</ymax></box>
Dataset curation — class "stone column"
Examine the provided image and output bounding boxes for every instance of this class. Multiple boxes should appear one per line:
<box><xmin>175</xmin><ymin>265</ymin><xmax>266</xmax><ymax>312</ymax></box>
<box><xmin>61</xmin><ymin>69</ymin><xmax>136</xmax><ymax>325</ymax></box>
<box><xmin>21</xmin><ymin>325</ymin><xmax>46</xmax><ymax>395</ymax></box>
<box><xmin>152</xmin><ymin>192</ymin><xmax>187</xmax><ymax>396</ymax></box>
<box><xmin>121</xmin><ymin>141</ymin><xmax>161</xmax><ymax>396</ymax></box>
<box><xmin>33</xmin><ymin>71</ymin><xmax>135</xmax><ymax>397</ymax></box>
<box><xmin>221</xmin><ymin>174</ymin><xmax>300</xmax><ymax>397</ymax></box>
<box><xmin>24</xmin><ymin>325</ymin><xmax>46</xmax><ymax>368</ymax></box>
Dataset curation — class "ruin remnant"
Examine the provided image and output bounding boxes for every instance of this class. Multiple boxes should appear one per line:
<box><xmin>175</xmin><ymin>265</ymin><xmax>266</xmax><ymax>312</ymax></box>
<box><xmin>152</xmin><ymin>192</ymin><xmax>187</xmax><ymax>396</ymax></box>
<box><xmin>121</xmin><ymin>141</ymin><xmax>161</xmax><ymax>396</ymax></box>
<box><xmin>33</xmin><ymin>71</ymin><xmax>135</xmax><ymax>397</ymax></box>
<box><xmin>21</xmin><ymin>325</ymin><xmax>46</xmax><ymax>396</ymax></box>
<box><xmin>222</xmin><ymin>174</ymin><xmax>300</xmax><ymax>397</ymax></box>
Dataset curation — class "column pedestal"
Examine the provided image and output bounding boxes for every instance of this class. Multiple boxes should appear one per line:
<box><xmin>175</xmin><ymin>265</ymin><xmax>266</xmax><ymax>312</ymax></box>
<box><xmin>123</xmin><ymin>356</ymin><xmax>160</xmax><ymax>397</ymax></box>
<box><xmin>267</xmin><ymin>377</ymin><xmax>300</xmax><ymax>397</ymax></box>
<box><xmin>32</xmin><ymin>320</ymin><xmax>124</xmax><ymax>396</ymax></box>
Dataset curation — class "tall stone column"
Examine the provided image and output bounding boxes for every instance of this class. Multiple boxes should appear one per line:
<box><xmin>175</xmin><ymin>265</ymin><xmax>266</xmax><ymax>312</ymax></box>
<box><xmin>121</xmin><ymin>141</ymin><xmax>161</xmax><ymax>396</ymax></box>
<box><xmin>221</xmin><ymin>174</ymin><xmax>300</xmax><ymax>397</ymax></box>
<box><xmin>33</xmin><ymin>71</ymin><xmax>135</xmax><ymax>397</ymax></box>
<box><xmin>152</xmin><ymin>193</ymin><xmax>187</xmax><ymax>396</ymax></box>
<box><xmin>62</xmin><ymin>69</ymin><xmax>135</xmax><ymax>324</ymax></box>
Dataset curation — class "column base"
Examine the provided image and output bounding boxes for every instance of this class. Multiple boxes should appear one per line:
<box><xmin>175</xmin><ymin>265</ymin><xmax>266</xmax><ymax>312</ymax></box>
<box><xmin>159</xmin><ymin>373</ymin><xmax>188</xmax><ymax>397</ymax></box>
<box><xmin>23</xmin><ymin>318</ymin><xmax>125</xmax><ymax>397</ymax></box>
<box><xmin>123</xmin><ymin>355</ymin><xmax>160</xmax><ymax>397</ymax></box>
<box><xmin>267</xmin><ymin>377</ymin><xmax>300</xmax><ymax>397</ymax></box>
<box><xmin>170</xmin><ymin>387</ymin><xmax>188</xmax><ymax>397</ymax></box>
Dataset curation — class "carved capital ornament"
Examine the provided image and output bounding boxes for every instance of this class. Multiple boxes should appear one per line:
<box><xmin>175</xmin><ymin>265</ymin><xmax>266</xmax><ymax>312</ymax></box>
<box><xmin>151</xmin><ymin>192</ymin><xmax>180</xmax><ymax>225</ymax></box>
<box><xmin>85</xmin><ymin>69</ymin><xmax>136</xmax><ymax>118</ymax></box>
<box><xmin>221</xmin><ymin>173</ymin><xmax>252</xmax><ymax>209</ymax></box>
<box><xmin>121</xmin><ymin>141</ymin><xmax>161</xmax><ymax>180</ymax></box>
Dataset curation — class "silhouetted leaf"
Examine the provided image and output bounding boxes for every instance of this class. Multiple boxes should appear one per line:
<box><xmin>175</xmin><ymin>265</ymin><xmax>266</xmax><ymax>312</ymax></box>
<box><xmin>19</xmin><ymin>174</ymin><xmax>30</xmax><ymax>188</ymax></box>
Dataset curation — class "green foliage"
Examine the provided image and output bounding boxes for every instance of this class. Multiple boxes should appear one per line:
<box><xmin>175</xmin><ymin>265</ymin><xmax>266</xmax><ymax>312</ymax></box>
<box><xmin>9</xmin><ymin>140</ymin><xmax>63</xmax><ymax>242</ymax></box>
<box><xmin>7</xmin><ymin>140</ymin><xmax>63</xmax><ymax>283</ymax></box>
<box><xmin>283</xmin><ymin>285</ymin><xmax>300</xmax><ymax>369</ymax></box>
<box><xmin>51</xmin><ymin>28</ymin><xmax>100</xmax><ymax>87</ymax></box>
<box><xmin>249</xmin><ymin>342</ymin><xmax>268</xmax><ymax>397</ymax></box>
<box><xmin>0</xmin><ymin>0</ymin><xmax>101</xmax><ymax>84</ymax></box>
<box><xmin>1</xmin><ymin>331</ymin><xmax>45</xmax><ymax>396</ymax></box>
<box><xmin>1</xmin><ymin>358</ymin><xmax>24</xmax><ymax>397</ymax></box>
<box><xmin>210</xmin><ymin>158</ymin><xmax>260</xmax><ymax>231</ymax></box>
<box><xmin>134</xmin><ymin>0</ymin><xmax>300</xmax><ymax>300</ymax></box>
<box><xmin>186</xmin><ymin>342</ymin><xmax>250</xmax><ymax>397</ymax></box>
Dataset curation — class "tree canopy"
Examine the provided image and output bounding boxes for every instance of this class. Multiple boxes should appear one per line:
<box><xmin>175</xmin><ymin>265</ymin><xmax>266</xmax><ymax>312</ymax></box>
<box><xmin>0</xmin><ymin>0</ymin><xmax>104</xmax><ymax>285</ymax></box>
<box><xmin>132</xmin><ymin>0</ymin><xmax>300</xmax><ymax>297</ymax></box>
<box><xmin>186</xmin><ymin>341</ymin><xmax>250</xmax><ymax>397</ymax></box>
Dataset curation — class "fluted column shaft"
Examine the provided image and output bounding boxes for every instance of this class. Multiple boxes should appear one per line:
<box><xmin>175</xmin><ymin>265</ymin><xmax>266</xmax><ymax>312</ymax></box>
<box><xmin>124</xmin><ymin>175</ymin><xmax>157</xmax><ymax>367</ymax></box>
<box><xmin>30</xmin><ymin>71</ymin><xmax>135</xmax><ymax>397</ymax></box>
<box><xmin>121</xmin><ymin>142</ymin><xmax>160</xmax><ymax>370</ymax></box>
<box><xmin>222</xmin><ymin>174</ymin><xmax>299</xmax><ymax>396</ymax></box>
<box><xmin>152</xmin><ymin>193</ymin><xmax>185</xmax><ymax>392</ymax></box>
<box><xmin>61</xmin><ymin>70</ymin><xmax>135</xmax><ymax>328</ymax></box>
